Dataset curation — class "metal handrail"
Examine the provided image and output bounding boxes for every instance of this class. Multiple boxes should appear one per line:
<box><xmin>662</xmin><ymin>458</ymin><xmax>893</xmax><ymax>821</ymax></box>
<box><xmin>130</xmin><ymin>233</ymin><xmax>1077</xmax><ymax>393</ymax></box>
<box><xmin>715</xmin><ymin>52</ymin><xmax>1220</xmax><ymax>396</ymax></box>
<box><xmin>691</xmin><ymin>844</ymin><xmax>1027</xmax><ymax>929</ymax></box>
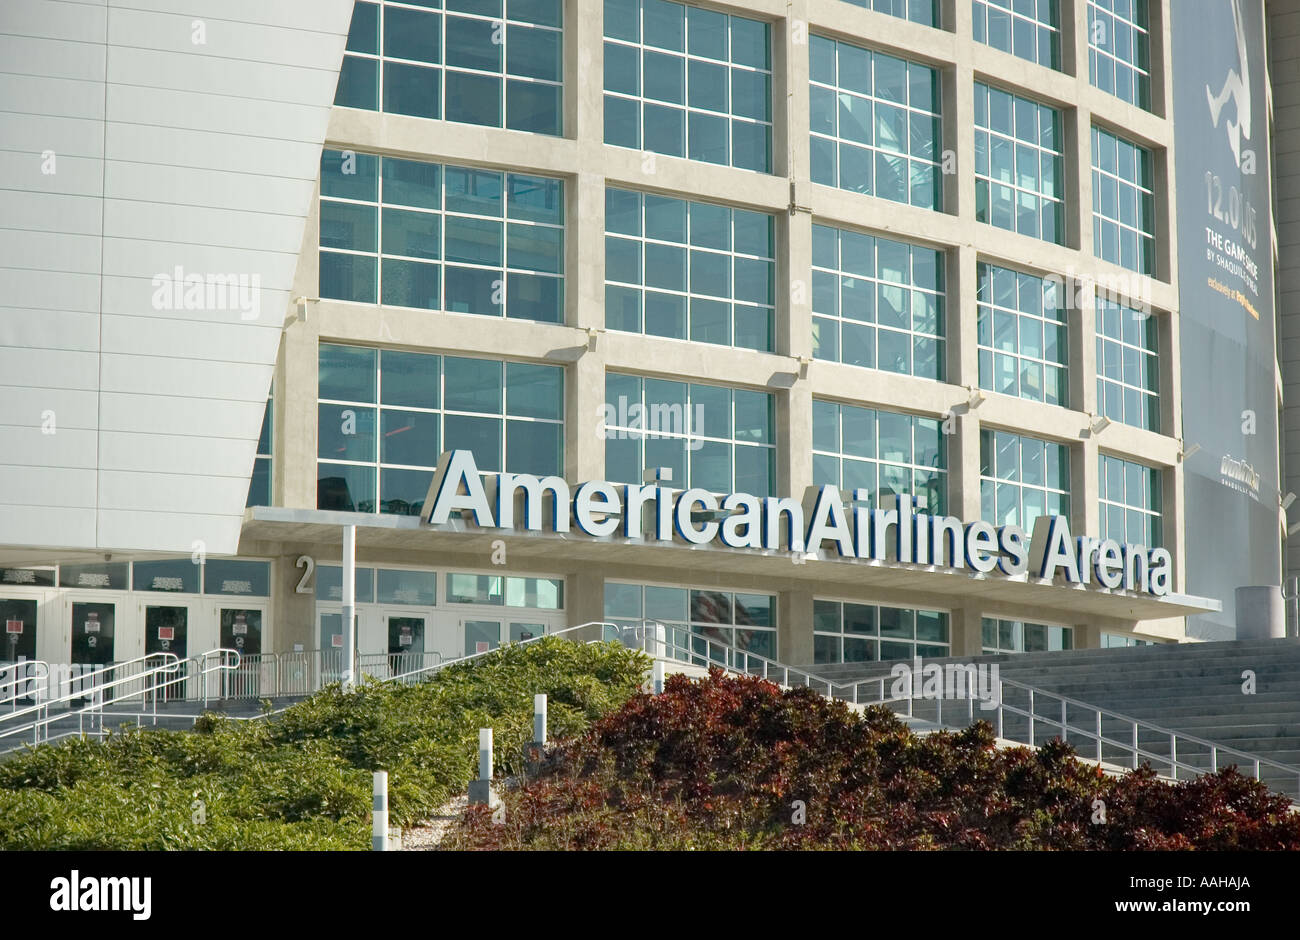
<box><xmin>0</xmin><ymin>660</ymin><xmax>49</xmax><ymax>711</ymax></box>
<box><xmin>991</xmin><ymin>675</ymin><xmax>1300</xmax><ymax>794</ymax></box>
<box><xmin>616</xmin><ymin>621</ymin><xmax>838</xmax><ymax>696</ymax></box>
<box><xmin>385</xmin><ymin>622</ymin><xmax>616</xmax><ymax>685</ymax></box>
<box><xmin>0</xmin><ymin>650</ymin><xmax>240</xmax><ymax>746</ymax></box>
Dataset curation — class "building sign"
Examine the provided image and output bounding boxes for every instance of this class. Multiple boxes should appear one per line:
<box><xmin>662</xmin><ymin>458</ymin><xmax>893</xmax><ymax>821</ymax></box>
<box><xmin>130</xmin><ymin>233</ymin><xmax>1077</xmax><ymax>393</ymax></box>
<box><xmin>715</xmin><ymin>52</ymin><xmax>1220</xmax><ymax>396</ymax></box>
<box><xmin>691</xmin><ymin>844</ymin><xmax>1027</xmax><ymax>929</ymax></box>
<box><xmin>1172</xmin><ymin>0</ymin><xmax>1279</xmax><ymax>637</ymax></box>
<box><xmin>423</xmin><ymin>450</ymin><xmax>1175</xmax><ymax>597</ymax></box>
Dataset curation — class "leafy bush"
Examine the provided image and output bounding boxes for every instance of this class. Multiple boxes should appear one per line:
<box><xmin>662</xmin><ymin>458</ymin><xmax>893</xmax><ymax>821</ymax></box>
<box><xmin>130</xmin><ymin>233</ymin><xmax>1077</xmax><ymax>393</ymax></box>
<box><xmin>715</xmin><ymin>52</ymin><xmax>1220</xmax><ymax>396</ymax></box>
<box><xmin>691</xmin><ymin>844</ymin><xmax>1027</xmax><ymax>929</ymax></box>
<box><xmin>445</xmin><ymin>669</ymin><xmax>1300</xmax><ymax>851</ymax></box>
<box><xmin>0</xmin><ymin>638</ymin><xmax>649</xmax><ymax>850</ymax></box>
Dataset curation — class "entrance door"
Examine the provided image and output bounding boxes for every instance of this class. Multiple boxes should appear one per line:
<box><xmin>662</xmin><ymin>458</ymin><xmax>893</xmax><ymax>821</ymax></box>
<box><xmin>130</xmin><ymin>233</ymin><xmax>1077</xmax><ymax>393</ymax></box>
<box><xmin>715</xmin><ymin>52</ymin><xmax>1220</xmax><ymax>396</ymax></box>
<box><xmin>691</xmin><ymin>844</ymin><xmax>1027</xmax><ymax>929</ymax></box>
<box><xmin>0</xmin><ymin>598</ymin><xmax>37</xmax><ymax>666</ymax></box>
<box><xmin>316</xmin><ymin>610</ymin><xmax>356</xmax><ymax>685</ymax></box>
<box><xmin>69</xmin><ymin>600</ymin><xmax>116</xmax><ymax>705</ymax></box>
<box><xmin>144</xmin><ymin>605</ymin><xmax>189</xmax><ymax>701</ymax></box>
<box><xmin>219</xmin><ymin>606</ymin><xmax>265</xmax><ymax>699</ymax></box>
<box><xmin>463</xmin><ymin>619</ymin><xmax>502</xmax><ymax>657</ymax></box>
<box><xmin>384</xmin><ymin>612</ymin><xmax>429</xmax><ymax>677</ymax></box>
<box><xmin>71</xmin><ymin>601</ymin><xmax>116</xmax><ymax>666</ymax></box>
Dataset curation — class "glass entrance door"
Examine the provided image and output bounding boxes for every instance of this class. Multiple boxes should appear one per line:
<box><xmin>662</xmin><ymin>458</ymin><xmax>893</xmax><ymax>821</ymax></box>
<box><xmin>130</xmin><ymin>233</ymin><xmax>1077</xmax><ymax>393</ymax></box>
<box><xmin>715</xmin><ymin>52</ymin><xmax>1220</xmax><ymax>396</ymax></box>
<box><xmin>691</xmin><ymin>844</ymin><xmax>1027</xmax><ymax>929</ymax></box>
<box><xmin>463</xmin><ymin>619</ymin><xmax>502</xmax><ymax>657</ymax></box>
<box><xmin>318</xmin><ymin>610</ymin><xmax>345</xmax><ymax>684</ymax></box>
<box><xmin>220</xmin><ymin>607</ymin><xmax>264</xmax><ymax>698</ymax></box>
<box><xmin>145</xmin><ymin>605</ymin><xmax>188</xmax><ymax>701</ymax></box>
<box><xmin>385</xmin><ymin>613</ymin><xmax>429</xmax><ymax>677</ymax></box>
<box><xmin>0</xmin><ymin>598</ymin><xmax>37</xmax><ymax>665</ymax></box>
<box><xmin>71</xmin><ymin>602</ymin><xmax>115</xmax><ymax>666</ymax></box>
<box><xmin>462</xmin><ymin>619</ymin><xmax>555</xmax><ymax>658</ymax></box>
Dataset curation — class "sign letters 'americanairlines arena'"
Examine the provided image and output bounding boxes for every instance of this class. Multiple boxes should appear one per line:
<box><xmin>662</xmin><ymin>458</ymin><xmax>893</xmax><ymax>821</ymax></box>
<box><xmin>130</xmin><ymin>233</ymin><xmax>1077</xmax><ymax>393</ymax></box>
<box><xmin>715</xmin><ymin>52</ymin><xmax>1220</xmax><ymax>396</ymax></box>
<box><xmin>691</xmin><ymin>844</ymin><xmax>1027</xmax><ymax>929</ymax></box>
<box><xmin>423</xmin><ymin>450</ymin><xmax>1174</xmax><ymax>598</ymax></box>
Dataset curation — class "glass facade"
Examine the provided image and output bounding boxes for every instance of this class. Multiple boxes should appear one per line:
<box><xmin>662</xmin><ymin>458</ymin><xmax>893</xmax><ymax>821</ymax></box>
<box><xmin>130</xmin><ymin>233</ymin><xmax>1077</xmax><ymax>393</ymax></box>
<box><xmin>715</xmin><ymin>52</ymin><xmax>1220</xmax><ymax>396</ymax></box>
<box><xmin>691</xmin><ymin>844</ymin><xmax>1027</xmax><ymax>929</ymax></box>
<box><xmin>446</xmin><ymin>573</ymin><xmax>563</xmax><ymax>608</ymax></box>
<box><xmin>811</xmin><ymin>223</ymin><xmax>945</xmax><ymax>380</ymax></box>
<box><xmin>1098</xmin><ymin>453</ymin><xmax>1162</xmax><ymax>546</ymax></box>
<box><xmin>603</xmin><ymin>0</ymin><xmax>772</xmax><ymax>172</ymax></box>
<box><xmin>810</xmin><ymin>34</ymin><xmax>942</xmax><ymax>209</ymax></box>
<box><xmin>813</xmin><ymin>400</ymin><xmax>947</xmax><ymax>513</ymax></box>
<box><xmin>318</xmin><ymin>344</ymin><xmax>564</xmax><ymax>515</ymax></box>
<box><xmin>335</xmin><ymin>0</ymin><xmax>564</xmax><ymax>136</ymax></box>
<box><xmin>974</xmin><ymin>83</ymin><xmax>1063</xmax><ymax>243</ymax></box>
<box><xmin>604</xmin><ymin>582</ymin><xmax>777</xmax><ymax>661</ymax></box>
<box><xmin>972</xmin><ymin>0</ymin><xmax>1060</xmax><ymax>69</ymax></box>
<box><xmin>813</xmin><ymin>599</ymin><xmax>950</xmax><ymax>664</ymax></box>
<box><xmin>603</xmin><ymin>373</ymin><xmax>775</xmax><ymax>496</ymax></box>
<box><xmin>981</xmin><ymin>617</ymin><xmax>1072</xmax><ymax>653</ymax></box>
<box><xmin>842</xmin><ymin>0</ymin><xmax>938</xmax><ymax>28</ymax></box>
<box><xmin>246</xmin><ymin>391</ymin><xmax>272</xmax><ymax>508</ymax></box>
<box><xmin>605</xmin><ymin>188</ymin><xmax>775</xmax><ymax>351</ymax></box>
<box><xmin>1101</xmin><ymin>632</ymin><xmax>1158</xmax><ymax>648</ymax></box>
<box><xmin>1092</xmin><ymin>126</ymin><xmax>1156</xmax><ymax>274</ymax></box>
<box><xmin>319</xmin><ymin>149</ymin><xmax>565</xmax><ymax>323</ymax></box>
<box><xmin>1096</xmin><ymin>297</ymin><xmax>1160</xmax><ymax>432</ymax></box>
<box><xmin>977</xmin><ymin>262</ymin><xmax>1068</xmax><ymax>406</ymax></box>
<box><xmin>1088</xmin><ymin>0</ymin><xmax>1150</xmax><ymax>110</ymax></box>
<box><xmin>980</xmin><ymin>430</ymin><xmax>1071</xmax><ymax>530</ymax></box>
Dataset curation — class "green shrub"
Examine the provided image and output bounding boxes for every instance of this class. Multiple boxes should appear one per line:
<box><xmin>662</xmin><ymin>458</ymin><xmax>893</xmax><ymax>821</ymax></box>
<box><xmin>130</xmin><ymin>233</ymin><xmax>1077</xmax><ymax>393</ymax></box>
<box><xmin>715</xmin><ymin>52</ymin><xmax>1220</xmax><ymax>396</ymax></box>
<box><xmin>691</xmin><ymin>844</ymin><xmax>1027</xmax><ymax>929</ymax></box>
<box><xmin>0</xmin><ymin>638</ymin><xmax>649</xmax><ymax>849</ymax></box>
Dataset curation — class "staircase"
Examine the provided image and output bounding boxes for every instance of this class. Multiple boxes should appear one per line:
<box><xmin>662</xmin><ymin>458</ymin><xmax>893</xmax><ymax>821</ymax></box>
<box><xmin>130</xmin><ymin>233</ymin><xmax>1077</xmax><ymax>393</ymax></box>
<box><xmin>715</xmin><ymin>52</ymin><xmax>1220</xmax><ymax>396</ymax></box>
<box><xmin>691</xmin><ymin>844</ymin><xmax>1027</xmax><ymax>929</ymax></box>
<box><xmin>803</xmin><ymin>638</ymin><xmax>1300</xmax><ymax>798</ymax></box>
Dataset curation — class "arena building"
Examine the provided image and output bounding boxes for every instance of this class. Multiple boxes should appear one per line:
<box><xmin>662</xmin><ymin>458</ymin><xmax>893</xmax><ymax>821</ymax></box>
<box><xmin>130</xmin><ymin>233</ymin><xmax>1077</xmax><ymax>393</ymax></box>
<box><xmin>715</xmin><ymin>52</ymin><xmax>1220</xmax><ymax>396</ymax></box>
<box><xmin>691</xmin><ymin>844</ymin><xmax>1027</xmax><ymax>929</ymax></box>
<box><xmin>1</xmin><ymin>0</ymin><xmax>1293</xmax><ymax>677</ymax></box>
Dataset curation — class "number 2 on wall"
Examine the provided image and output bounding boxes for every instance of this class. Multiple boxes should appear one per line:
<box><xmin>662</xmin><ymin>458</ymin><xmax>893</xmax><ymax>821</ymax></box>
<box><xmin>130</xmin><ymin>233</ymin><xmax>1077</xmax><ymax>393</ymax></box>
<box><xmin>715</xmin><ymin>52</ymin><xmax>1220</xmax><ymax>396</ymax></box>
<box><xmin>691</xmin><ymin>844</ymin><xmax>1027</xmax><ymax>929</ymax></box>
<box><xmin>295</xmin><ymin>556</ymin><xmax>315</xmax><ymax>594</ymax></box>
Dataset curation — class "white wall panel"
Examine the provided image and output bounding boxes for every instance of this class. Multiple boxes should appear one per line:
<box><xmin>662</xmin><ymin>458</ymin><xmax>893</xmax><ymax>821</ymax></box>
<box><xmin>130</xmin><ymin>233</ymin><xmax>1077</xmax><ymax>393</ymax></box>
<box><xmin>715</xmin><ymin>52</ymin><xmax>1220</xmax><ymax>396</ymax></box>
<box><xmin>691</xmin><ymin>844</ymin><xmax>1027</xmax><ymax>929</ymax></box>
<box><xmin>108</xmin><ymin>46</ymin><xmax>343</xmax><ymax>106</ymax></box>
<box><xmin>0</xmin><ymin>308</ymin><xmax>101</xmax><ymax>354</ymax></box>
<box><xmin>0</xmin><ymin>0</ymin><xmax>355</xmax><ymax>555</ymax></box>
<box><xmin>0</xmin><ymin>428</ymin><xmax>98</xmax><ymax>469</ymax></box>
<box><xmin>0</xmin><ymin>387</ymin><xmax>98</xmax><ymax>430</ymax></box>
<box><xmin>99</xmin><ymin>431</ymin><xmax>258</xmax><ymax>478</ymax></box>
<box><xmin>0</xmin><ymin>507</ymin><xmax>96</xmax><ymax>549</ymax></box>
<box><xmin>97</xmin><ymin>392</ymin><xmax>264</xmax><ymax>438</ymax></box>
<box><xmin>102</xmin><ymin>160</ymin><xmax>317</xmax><ymax>215</ymax></box>
<box><xmin>97</xmin><ymin>510</ymin><xmax>242</xmax><ymax>556</ymax></box>
<box><xmin>0</xmin><ymin>467</ymin><xmax>97</xmax><ymax>509</ymax></box>
<box><xmin>102</xmin><ymin>122</ymin><xmax>324</xmax><ymax>178</ymax></box>
<box><xmin>103</xmin><ymin>201</ymin><xmax>309</xmax><ymax>255</ymax></box>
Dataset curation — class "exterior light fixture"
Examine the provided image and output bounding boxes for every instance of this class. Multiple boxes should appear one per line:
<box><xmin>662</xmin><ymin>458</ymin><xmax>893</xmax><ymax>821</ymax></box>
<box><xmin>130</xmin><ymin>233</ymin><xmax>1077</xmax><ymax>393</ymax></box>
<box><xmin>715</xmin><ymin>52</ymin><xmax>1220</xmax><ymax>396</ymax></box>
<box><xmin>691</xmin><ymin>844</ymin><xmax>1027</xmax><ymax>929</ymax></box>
<box><xmin>292</xmin><ymin>296</ymin><xmax>319</xmax><ymax>322</ymax></box>
<box><xmin>1179</xmin><ymin>443</ymin><xmax>1202</xmax><ymax>461</ymax></box>
<box><xmin>1090</xmin><ymin>416</ymin><xmax>1111</xmax><ymax>435</ymax></box>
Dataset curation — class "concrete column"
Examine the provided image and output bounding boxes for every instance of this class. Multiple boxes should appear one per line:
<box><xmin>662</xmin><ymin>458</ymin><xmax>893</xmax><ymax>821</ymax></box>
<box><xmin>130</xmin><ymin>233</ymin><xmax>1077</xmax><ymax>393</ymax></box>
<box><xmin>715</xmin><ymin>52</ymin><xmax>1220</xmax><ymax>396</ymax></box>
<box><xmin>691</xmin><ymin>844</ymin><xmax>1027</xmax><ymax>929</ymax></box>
<box><xmin>1058</xmin><ymin>0</ymin><xmax>1082</xmax><ymax>79</ymax></box>
<box><xmin>1067</xmin><ymin>0</ymin><xmax>1092</xmax><ymax>256</ymax></box>
<box><xmin>950</xmin><ymin>244</ymin><xmax>982</xmax><ymax>522</ymax></box>
<box><xmin>780</xmin><ymin>588</ymin><xmax>815</xmax><ymax>665</ymax></box>
<box><xmin>1072</xmin><ymin>622</ymin><xmax>1101</xmax><ymax>650</ymax></box>
<box><xmin>569</xmin><ymin>169</ymin><xmax>608</xmax><ymax>483</ymax></box>
<box><xmin>1237</xmin><ymin>586</ymin><xmax>1286</xmax><ymax>639</ymax></box>
<box><xmin>281</xmin><ymin>188</ymin><xmax>323</xmax><ymax>511</ymax></box>
<box><xmin>948</xmin><ymin>606</ymin><xmax>983</xmax><ymax>657</ymax></box>
<box><xmin>568</xmin><ymin>569</ymin><xmax>605</xmax><ymax>641</ymax></box>
<box><xmin>273</xmin><ymin>551</ymin><xmax>316</xmax><ymax>654</ymax></box>
<box><xmin>1072</xmin><ymin>276</ymin><xmax>1097</xmax><ymax>418</ymax></box>
<box><xmin>947</xmin><ymin>1</ymin><xmax>974</xmax><ymax>222</ymax></box>
<box><xmin>1076</xmin><ymin>431</ymin><xmax>1100</xmax><ymax>537</ymax></box>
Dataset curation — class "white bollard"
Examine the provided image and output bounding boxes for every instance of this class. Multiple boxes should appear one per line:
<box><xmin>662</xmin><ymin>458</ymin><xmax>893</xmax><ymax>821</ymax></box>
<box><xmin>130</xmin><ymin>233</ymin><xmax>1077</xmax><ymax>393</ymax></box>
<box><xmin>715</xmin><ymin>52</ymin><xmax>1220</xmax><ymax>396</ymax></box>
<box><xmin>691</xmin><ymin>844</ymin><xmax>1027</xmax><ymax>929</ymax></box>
<box><xmin>533</xmin><ymin>693</ymin><xmax>547</xmax><ymax>745</ymax></box>
<box><xmin>479</xmin><ymin>727</ymin><xmax>492</xmax><ymax>780</ymax></box>
<box><xmin>372</xmin><ymin>771</ymin><xmax>388</xmax><ymax>851</ymax></box>
<box><xmin>469</xmin><ymin>728</ymin><xmax>495</xmax><ymax>805</ymax></box>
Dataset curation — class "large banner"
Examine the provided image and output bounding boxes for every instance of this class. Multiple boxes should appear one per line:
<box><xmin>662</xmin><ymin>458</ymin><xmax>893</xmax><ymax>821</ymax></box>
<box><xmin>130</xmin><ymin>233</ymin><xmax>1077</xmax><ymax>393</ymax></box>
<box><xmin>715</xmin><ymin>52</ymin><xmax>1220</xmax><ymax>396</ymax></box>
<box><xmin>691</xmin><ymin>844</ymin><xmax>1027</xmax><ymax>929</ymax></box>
<box><xmin>1172</xmin><ymin>0</ymin><xmax>1279</xmax><ymax>638</ymax></box>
